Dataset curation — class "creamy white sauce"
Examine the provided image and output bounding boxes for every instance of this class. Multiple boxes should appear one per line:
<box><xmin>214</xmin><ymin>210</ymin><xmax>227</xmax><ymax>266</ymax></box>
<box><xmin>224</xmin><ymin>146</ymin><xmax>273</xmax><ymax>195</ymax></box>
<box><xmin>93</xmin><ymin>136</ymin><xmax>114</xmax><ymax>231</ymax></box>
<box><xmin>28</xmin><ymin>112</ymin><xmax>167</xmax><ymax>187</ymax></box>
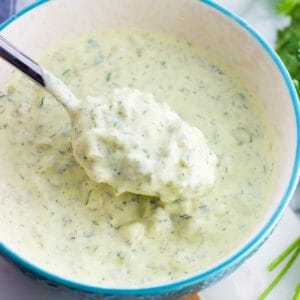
<box><xmin>0</xmin><ymin>29</ymin><xmax>275</xmax><ymax>287</ymax></box>
<box><xmin>72</xmin><ymin>87</ymin><xmax>217</xmax><ymax>203</ymax></box>
<box><xmin>43</xmin><ymin>67</ymin><xmax>217</xmax><ymax>203</ymax></box>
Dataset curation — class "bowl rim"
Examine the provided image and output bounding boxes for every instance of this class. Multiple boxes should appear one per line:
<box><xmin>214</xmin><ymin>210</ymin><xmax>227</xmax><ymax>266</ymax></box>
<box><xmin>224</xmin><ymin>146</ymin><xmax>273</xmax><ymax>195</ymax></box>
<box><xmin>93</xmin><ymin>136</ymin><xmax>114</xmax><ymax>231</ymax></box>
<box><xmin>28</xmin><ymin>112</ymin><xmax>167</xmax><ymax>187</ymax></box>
<box><xmin>0</xmin><ymin>0</ymin><xmax>300</xmax><ymax>295</ymax></box>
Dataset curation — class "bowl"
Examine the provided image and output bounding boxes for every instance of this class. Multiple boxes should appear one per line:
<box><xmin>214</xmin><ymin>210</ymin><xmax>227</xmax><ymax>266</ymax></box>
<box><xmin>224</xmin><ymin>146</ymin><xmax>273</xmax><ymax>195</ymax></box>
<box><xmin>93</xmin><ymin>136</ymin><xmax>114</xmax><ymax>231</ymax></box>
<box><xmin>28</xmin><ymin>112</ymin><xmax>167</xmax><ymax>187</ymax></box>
<box><xmin>0</xmin><ymin>0</ymin><xmax>299</xmax><ymax>299</ymax></box>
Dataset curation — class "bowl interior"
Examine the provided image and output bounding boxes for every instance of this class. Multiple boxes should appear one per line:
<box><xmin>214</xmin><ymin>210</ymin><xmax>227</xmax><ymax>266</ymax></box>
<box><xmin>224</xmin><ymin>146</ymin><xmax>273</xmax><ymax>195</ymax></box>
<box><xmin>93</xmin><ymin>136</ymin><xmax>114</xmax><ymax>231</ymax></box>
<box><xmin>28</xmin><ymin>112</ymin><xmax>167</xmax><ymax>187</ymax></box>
<box><xmin>0</xmin><ymin>0</ymin><xmax>299</xmax><ymax>291</ymax></box>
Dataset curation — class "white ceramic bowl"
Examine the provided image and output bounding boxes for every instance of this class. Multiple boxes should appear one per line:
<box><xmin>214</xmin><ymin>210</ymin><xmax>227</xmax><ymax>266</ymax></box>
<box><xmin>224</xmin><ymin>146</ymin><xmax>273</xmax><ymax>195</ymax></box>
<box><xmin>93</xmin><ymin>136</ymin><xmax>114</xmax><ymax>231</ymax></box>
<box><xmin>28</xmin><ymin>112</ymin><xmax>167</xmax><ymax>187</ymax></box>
<box><xmin>0</xmin><ymin>0</ymin><xmax>299</xmax><ymax>299</ymax></box>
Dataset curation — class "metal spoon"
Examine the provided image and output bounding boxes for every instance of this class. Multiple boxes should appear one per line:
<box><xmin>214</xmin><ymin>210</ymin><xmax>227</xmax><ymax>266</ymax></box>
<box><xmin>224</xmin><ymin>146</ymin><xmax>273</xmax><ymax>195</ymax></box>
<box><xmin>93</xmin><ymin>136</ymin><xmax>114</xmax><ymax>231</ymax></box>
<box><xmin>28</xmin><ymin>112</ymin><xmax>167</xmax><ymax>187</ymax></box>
<box><xmin>0</xmin><ymin>35</ymin><xmax>80</xmax><ymax>114</ymax></box>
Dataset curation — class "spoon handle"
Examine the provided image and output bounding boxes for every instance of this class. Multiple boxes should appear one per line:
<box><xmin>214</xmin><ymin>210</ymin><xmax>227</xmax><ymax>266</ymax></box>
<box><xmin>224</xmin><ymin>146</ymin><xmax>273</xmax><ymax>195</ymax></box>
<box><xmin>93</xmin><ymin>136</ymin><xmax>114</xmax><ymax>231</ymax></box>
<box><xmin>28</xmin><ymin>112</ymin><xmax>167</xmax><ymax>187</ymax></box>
<box><xmin>0</xmin><ymin>35</ymin><xmax>80</xmax><ymax>113</ymax></box>
<box><xmin>0</xmin><ymin>35</ymin><xmax>45</xmax><ymax>87</ymax></box>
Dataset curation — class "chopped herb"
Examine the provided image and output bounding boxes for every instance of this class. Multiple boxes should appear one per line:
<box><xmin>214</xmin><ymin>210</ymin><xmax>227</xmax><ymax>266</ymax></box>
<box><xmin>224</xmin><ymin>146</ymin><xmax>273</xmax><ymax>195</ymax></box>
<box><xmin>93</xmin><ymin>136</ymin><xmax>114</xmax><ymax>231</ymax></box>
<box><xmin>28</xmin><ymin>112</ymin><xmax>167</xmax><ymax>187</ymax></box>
<box><xmin>39</xmin><ymin>97</ymin><xmax>45</xmax><ymax>108</ymax></box>
<box><xmin>85</xmin><ymin>189</ymin><xmax>93</xmax><ymax>205</ymax></box>
<box><xmin>83</xmin><ymin>232</ymin><xmax>93</xmax><ymax>238</ymax></box>
<box><xmin>7</xmin><ymin>85</ymin><xmax>15</xmax><ymax>95</ymax></box>
<box><xmin>179</xmin><ymin>214</ymin><xmax>192</xmax><ymax>220</ymax></box>
<box><xmin>58</xmin><ymin>163</ymin><xmax>73</xmax><ymax>174</ymax></box>
<box><xmin>62</xmin><ymin>69</ymin><xmax>70</xmax><ymax>76</ymax></box>
<box><xmin>106</xmin><ymin>72</ymin><xmax>112</xmax><ymax>82</ymax></box>
<box><xmin>0</xmin><ymin>91</ymin><xmax>5</xmax><ymax>98</ymax></box>
<box><xmin>7</xmin><ymin>97</ymin><xmax>15</xmax><ymax>103</ymax></box>
<box><xmin>232</xmin><ymin>127</ymin><xmax>253</xmax><ymax>145</ymax></box>
<box><xmin>87</xmin><ymin>38</ymin><xmax>99</xmax><ymax>48</ymax></box>
<box><xmin>238</xmin><ymin>93</ymin><xmax>245</xmax><ymax>100</ymax></box>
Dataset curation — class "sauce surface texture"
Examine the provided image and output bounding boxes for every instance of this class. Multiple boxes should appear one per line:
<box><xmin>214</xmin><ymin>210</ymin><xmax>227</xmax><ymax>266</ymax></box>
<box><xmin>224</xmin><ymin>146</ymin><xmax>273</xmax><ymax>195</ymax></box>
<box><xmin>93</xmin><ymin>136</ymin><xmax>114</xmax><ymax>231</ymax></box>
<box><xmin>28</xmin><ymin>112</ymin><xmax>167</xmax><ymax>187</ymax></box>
<box><xmin>71</xmin><ymin>87</ymin><xmax>217</xmax><ymax>203</ymax></box>
<box><xmin>0</xmin><ymin>29</ymin><xmax>275</xmax><ymax>287</ymax></box>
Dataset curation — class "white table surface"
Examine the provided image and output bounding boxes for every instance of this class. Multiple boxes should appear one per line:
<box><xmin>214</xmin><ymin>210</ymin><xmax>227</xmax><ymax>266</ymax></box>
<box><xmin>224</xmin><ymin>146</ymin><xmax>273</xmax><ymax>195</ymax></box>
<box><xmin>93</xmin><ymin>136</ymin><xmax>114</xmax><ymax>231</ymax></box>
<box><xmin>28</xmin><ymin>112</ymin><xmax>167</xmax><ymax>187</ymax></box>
<box><xmin>0</xmin><ymin>1</ymin><xmax>299</xmax><ymax>299</ymax></box>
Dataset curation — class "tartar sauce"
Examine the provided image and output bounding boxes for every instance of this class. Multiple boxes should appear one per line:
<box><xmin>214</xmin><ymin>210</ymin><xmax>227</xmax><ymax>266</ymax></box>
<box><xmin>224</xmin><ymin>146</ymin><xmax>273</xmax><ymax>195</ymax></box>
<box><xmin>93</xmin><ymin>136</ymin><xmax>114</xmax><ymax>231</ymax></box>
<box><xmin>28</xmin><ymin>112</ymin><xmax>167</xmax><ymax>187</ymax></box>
<box><xmin>71</xmin><ymin>87</ymin><xmax>217</xmax><ymax>203</ymax></box>
<box><xmin>43</xmin><ymin>66</ymin><xmax>217</xmax><ymax>203</ymax></box>
<box><xmin>0</xmin><ymin>29</ymin><xmax>275</xmax><ymax>287</ymax></box>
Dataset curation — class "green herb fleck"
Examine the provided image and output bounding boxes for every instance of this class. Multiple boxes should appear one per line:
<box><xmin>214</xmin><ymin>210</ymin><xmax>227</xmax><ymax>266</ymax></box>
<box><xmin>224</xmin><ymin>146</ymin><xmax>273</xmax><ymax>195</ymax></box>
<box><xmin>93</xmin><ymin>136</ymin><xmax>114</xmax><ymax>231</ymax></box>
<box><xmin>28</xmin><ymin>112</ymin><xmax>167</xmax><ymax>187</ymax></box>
<box><xmin>85</xmin><ymin>189</ymin><xmax>93</xmax><ymax>205</ymax></box>
<box><xmin>106</xmin><ymin>72</ymin><xmax>112</xmax><ymax>82</ymax></box>
<box><xmin>179</xmin><ymin>214</ymin><xmax>192</xmax><ymax>220</ymax></box>
<box><xmin>39</xmin><ymin>97</ymin><xmax>45</xmax><ymax>108</ymax></box>
<box><xmin>92</xmin><ymin>220</ymin><xmax>99</xmax><ymax>226</ymax></box>
<box><xmin>62</xmin><ymin>69</ymin><xmax>70</xmax><ymax>76</ymax></box>
<box><xmin>7</xmin><ymin>97</ymin><xmax>15</xmax><ymax>103</ymax></box>
<box><xmin>0</xmin><ymin>91</ymin><xmax>5</xmax><ymax>98</ymax></box>
<box><xmin>87</xmin><ymin>38</ymin><xmax>99</xmax><ymax>48</ymax></box>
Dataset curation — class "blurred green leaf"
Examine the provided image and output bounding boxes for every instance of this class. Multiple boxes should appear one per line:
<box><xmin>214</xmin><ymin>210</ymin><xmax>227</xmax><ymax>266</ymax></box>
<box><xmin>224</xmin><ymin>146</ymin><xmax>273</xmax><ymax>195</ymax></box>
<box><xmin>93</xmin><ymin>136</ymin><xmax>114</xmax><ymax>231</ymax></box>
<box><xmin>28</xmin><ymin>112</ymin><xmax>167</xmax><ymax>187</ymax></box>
<box><xmin>276</xmin><ymin>1</ymin><xmax>300</xmax><ymax>97</ymax></box>
<box><xmin>278</xmin><ymin>0</ymin><xmax>300</xmax><ymax>14</ymax></box>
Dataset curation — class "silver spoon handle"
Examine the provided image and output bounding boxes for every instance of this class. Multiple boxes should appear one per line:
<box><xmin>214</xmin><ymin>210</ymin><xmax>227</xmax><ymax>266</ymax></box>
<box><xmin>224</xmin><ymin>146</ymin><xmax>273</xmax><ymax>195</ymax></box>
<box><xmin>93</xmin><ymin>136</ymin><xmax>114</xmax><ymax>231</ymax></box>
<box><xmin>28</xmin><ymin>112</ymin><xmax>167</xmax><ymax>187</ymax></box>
<box><xmin>0</xmin><ymin>35</ymin><xmax>80</xmax><ymax>114</ymax></box>
<box><xmin>0</xmin><ymin>35</ymin><xmax>45</xmax><ymax>87</ymax></box>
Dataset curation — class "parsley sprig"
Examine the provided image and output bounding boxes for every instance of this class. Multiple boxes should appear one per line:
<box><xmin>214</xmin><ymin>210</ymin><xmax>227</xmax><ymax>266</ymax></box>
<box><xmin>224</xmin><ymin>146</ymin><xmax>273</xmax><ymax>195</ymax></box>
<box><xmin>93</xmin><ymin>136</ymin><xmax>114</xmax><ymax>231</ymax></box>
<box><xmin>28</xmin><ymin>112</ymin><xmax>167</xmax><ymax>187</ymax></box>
<box><xmin>276</xmin><ymin>0</ymin><xmax>300</xmax><ymax>96</ymax></box>
<box><xmin>259</xmin><ymin>3</ymin><xmax>300</xmax><ymax>298</ymax></box>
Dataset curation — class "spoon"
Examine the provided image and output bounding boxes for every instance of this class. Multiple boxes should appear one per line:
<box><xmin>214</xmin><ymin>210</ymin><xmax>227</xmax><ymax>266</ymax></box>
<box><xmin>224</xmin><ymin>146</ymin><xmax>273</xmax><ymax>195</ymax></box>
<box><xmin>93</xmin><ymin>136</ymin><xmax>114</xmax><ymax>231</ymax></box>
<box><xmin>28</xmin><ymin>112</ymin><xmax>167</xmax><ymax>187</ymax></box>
<box><xmin>0</xmin><ymin>34</ymin><xmax>217</xmax><ymax>203</ymax></box>
<box><xmin>0</xmin><ymin>35</ymin><xmax>80</xmax><ymax>114</ymax></box>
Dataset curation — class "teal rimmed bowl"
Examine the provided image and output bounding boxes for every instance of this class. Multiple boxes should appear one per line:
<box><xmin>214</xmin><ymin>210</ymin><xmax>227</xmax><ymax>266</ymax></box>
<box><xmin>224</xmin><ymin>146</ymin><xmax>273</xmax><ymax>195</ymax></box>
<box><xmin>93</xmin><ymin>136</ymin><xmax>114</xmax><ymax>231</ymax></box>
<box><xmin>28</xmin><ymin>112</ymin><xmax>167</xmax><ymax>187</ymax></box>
<box><xmin>0</xmin><ymin>0</ymin><xmax>300</xmax><ymax>299</ymax></box>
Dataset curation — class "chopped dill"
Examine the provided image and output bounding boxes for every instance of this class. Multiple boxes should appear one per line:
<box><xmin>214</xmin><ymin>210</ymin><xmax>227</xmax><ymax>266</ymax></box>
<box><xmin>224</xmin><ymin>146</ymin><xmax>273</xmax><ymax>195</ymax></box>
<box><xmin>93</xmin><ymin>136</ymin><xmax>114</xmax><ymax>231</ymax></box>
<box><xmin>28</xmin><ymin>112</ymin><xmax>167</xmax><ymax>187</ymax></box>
<box><xmin>62</xmin><ymin>69</ymin><xmax>70</xmax><ymax>76</ymax></box>
<box><xmin>85</xmin><ymin>189</ymin><xmax>93</xmax><ymax>205</ymax></box>
<box><xmin>39</xmin><ymin>97</ymin><xmax>45</xmax><ymax>108</ymax></box>
<box><xmin>106</xmin><ymin>72</ymin><xmax>112</xmax><ymax>82</ymax></box>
